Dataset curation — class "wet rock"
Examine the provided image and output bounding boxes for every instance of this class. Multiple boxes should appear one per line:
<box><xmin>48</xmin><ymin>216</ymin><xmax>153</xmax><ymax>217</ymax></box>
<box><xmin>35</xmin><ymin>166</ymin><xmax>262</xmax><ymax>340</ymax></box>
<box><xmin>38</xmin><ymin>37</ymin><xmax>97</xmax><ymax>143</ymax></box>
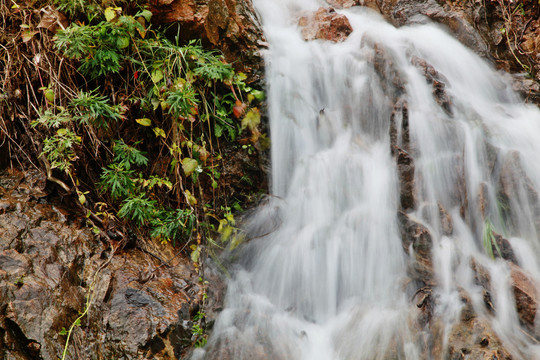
<box><xmin>369</xmin><ymin>0</ymin><xmax>490</xmax><ymax>58</ymax></box>
<box><xmin>394</xmin><ymin>146</ymin><xmax>415</xmax><ymax>211</ymax></box>
<box><xmin>0</xmin><ymin>169</ymin><xmax>205</xmax><ymax>359</ymax></box>
<box><xmin>442</xmin><ymin>316</ymin><xmax>513</xmax><ymax>360</ymax></box>
<box><xmin>148</xmin><ymin>0</ymin><xmax>264</xmax><ymax>82</ymax></box>
<box><xmin>398</xmin><ymin>212</ymin><xmax>433</xmax><ymax>284</ymax></box>
<box><xmin>298</xmin><ymin>7</ymin><xmax>353</xmax><ymax>42</ymax></box>
<box><xmin>509</xmin><ymin>263</ymin><xmax>539</xmax><ymax>330</ymax></box>
<box><xmin>411</xmin><ymin>56</ymin><xmax>453</xmax><ymax>116</ymax></box>
<box><xmin>496</xmin><ymin>150</ymin><xmax>540</xmax><ymax>235</ymax></box>
<box><xmin>373</xmin><ymin>43</ymin><xmax>406</xmax><ymax>100</ymax></box>
<box><xmin>438</xmin><ymin>203</ymin><xmax>454</xmax><ymax>236</ymax></box>
<box><xmin>491</xmin><ymin>233</ymin><xmax>518</xmax><ymax>265</ymax></box>
<box><xmin>326</xmin><ymin>0</ymin><xmax>361</xmax><ymax>8</ymax></box>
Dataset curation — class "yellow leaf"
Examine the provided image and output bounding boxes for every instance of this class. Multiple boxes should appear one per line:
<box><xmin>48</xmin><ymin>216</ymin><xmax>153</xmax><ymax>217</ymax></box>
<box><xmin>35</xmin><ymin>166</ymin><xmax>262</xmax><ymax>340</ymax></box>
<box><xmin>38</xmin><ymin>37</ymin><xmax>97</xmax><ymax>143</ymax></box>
<box><xmin>104</xmin><ymin>7</ymin><xmax>118</xmax><ymax>22</ymax></box>
<box><xmin>137</xmin><ymin>27</ymin><xmax>147</xmax><ymax>39</ymax></box>
<box><xmin>182</xmin><ymin>158</ymin><xmax>198</xmax><ymax>176</ymax></box>
<box><xmin>136</xmin><ymin>118</ymin><xmax>151</xmax><ymax>126</ymax></box>
<box><xmin>241</xmin><ymin>108</ymin><xmax>261</xmax><ymax>131</ymax></box>
<box><xmin>190</xmin><ymin>245</ymin><xmax>200</xmax><ymax>263</ymax></box>
<box><xmin>78</xmin><ymin>192</ymin><xmax>86</xmax><ymax>205</ymax></box>
<box><xmin>185</xmin><ymin>190</ymin><xmax>198</xmax><ymax>206</ymax></box>
<box><xmin>153</xmin><ymin>127</ymin><xmax>166</xmax><ymax>138</ymax></box>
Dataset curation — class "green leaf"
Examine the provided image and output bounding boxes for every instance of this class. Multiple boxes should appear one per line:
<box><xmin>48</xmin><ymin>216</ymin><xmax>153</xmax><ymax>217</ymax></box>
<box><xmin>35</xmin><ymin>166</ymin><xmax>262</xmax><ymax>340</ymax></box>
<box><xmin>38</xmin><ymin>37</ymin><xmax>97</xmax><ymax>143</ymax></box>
<box><xmin>251</xmin><ymin>90</ymin><xmax>265</xmax><ymax>101</ymax></box>
<box><xmin>43</xmin><ymin>88</ymin><xmax>55</xmax><ymax>103</ymax></box>
<box><xmin>136</xmin><ymin>118</ymin><xmax>152</xmax><ymax>126</ymax></box>
<box><xmin>116</xmin><ymin>36</ymin><xmax>129</xmax><ymax>49</ymax></box>
<box><xmin>151</xmin><ymin>69</ymin><xmax>163</xmax><ymax>84</ymax></box>
<box><xmin>190</xmin><ymin>245</ymin><xmax>200</xmax><ymax>263</ymax></box>
<box><xmin>185</xmin><ymin>190</ymin><xmax>197</xmax><ymax>205</ymax></box>
<box><xmin>137</xmin><ymin>9</ymin><xmax>153</xmax><ymax>22</ymax></box>
<box><xmin>182</xmin><ymin>158</ymin><xmax>198</xmax><ymax>176</ymax></box>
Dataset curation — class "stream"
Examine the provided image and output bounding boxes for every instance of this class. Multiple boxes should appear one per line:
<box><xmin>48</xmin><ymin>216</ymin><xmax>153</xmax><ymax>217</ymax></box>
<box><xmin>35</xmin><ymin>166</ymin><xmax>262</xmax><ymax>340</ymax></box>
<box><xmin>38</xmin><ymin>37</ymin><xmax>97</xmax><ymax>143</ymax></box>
<box><xmin>196</xmin><ymin>0</ymin><xmax>540</xmax><ymax>358</ymax></box>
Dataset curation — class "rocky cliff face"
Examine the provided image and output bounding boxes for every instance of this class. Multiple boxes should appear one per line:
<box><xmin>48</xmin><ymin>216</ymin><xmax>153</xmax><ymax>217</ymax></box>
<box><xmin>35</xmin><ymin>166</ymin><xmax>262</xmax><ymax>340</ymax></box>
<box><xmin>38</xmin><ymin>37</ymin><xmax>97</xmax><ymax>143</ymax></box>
<box><xmin>0</xmin><ymin>169</ymin><xmax>205</xmax><ymax>359</ymax></box>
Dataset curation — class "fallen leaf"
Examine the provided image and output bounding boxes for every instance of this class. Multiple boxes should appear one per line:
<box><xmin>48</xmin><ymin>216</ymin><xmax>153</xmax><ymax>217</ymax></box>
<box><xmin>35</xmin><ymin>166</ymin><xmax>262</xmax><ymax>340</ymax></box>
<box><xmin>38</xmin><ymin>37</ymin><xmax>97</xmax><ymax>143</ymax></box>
<box><xmin>21</xmin><ymin>30</ymin><xmax>38</xmax><ymax>43</ymax></box>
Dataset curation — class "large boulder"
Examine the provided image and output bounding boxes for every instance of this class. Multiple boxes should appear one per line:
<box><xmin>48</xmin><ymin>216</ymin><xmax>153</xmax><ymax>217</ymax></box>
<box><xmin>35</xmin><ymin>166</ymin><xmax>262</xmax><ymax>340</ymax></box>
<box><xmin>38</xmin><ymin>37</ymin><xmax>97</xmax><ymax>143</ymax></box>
<box><xmin>298</xmin><ymin>7</ymin><xmax>353</xmax><ymax>42</ymax></box>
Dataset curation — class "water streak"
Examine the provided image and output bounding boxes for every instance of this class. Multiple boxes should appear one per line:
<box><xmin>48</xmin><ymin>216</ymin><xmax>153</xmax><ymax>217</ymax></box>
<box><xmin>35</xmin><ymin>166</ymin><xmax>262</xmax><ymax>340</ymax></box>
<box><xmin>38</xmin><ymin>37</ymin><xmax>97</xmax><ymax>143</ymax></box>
<box><xmin>195</xmin><ymin>1</ymin><xmax>540</xmax><ymax>358</ymax></box>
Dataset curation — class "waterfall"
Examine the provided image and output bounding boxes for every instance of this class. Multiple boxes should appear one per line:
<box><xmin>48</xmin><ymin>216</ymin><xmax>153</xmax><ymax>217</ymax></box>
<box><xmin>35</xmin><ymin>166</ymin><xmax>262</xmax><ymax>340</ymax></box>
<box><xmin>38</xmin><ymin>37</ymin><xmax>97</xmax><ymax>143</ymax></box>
<box><xmin>195</xmin><ymin>1</ymin><xmax>540</xmax><ymax>358</ymax></box>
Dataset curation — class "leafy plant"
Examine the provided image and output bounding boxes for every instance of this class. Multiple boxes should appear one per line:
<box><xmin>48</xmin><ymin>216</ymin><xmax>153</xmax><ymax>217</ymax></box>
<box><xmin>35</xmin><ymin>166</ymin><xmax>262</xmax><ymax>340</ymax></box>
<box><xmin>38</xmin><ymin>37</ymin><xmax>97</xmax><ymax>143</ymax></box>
<box><xmin>166</xmin><ymin>84</ymin><xmax>199</xmax><ymax>119</ymax></box>
<box><xmin>100</xmin><ymin>163</ymin><xmax>135</xmax><ymax>199</ymax></box>
<box><xmin>113</xmin><ymin>140</ymin><xmax>148</xmax><ymax>170</ymax></box>
<box><xmin>117</xmin><ymin>194</ymin><xmax>157</xmax><ymax>225</ymax></box>
<box><xmin>55</xmin><ymin>10</ymin><xmax>145</xmax><ymax>78</ymax></box>
<box><xmin>31</xmin><ymin>108</ymin><xmax>72</xmax><ymax>129</ymax></box>
<box><xmin>54</xmin><ymin>0</ymin><xmax>101</xmax><ymax>21</ymax></box>
<box><xmin>41</xmin><ymin>128</ymin><xmax>81</xmax><ymax>173</ymax></box>
<box><xmin>191</xmin><ymin>310</ymin><xmax>207</xmax><ymax>348</ymax></box>
<box><xmin>483</xmin><ymin>220</ymin><xmax>503</xmax><ymax>260</ymax></box>
<box><xmin>71</xmin><ymin>90</ymin><xmax>125</xmax><ymax>128</ymax></box>
<box><xmin>150</xmin><ymin>208</ymin><xmax>195</xmax><ymax>244</ymax></box>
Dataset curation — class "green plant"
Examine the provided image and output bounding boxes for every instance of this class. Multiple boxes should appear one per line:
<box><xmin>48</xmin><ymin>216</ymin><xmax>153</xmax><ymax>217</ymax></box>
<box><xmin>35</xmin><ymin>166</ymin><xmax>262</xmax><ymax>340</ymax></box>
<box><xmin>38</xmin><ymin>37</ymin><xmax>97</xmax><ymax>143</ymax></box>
<box><xmin>166</xmin><ymin>84</ymin><xmax>199</xmax><ymax>119</ymax></box>
<box><xmin>100</xmin><ymin>163</ymin><xmax>136</xmax><ymax>199</ymax></box>
<box><xmin>71</xmin><ymin>89</ymin><xmax>125</xmax><ymax>129</ymax></box>
<box><xmin>55</xmin><ymin>9</ymin><xmax>147</xmax><ymax>78</ymax></box>
<box><xmin>117</xmin><ymin>194</ymin><xmax>157</xmax><ymax>225</ymax></box>
<box><xmin>150</xmin><ymin>208</ymin><xmax>195</xmax><ymax>244</ymax></box>
<box><xmin>31</xmin><ymin>107</ymin><xmax>72</xmax><ymax>128</ymax></box>
<box><xmin>41</xmin><ymin>128</ymin><xmax>81</xmax><ymax>173</ymax></box>
<box><xmin>13</xmin><ymin>275</ymin><xmax>25</xmax><ymax>287</ymax></box>
<box><xmin>191</xmin><ymin>310</ymin><xmax>207</xmax><ymax>348</ymax></box>
<box><xmin>53</xmin><ymin>0</ymin><xmax>101</xmax><ymax>21</ymax></box>
<box><xmin>483</xmin><ymin>220</ymin><xmax>503</xmax><ymax>259</ymax></box>
<box><xmin>112</xmin><ymin>140</ymin><xmax>148</xmax><ymax>169</ymax></box>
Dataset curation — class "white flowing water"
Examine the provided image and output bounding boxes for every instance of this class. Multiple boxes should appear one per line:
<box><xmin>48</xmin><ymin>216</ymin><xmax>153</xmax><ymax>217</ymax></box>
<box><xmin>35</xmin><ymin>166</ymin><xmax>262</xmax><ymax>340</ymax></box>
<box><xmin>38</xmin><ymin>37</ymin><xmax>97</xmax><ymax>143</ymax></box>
<box><xmin>194</xmin><ymin>1</ymin><xmax>540</xmax><ymax>359</ymax></box>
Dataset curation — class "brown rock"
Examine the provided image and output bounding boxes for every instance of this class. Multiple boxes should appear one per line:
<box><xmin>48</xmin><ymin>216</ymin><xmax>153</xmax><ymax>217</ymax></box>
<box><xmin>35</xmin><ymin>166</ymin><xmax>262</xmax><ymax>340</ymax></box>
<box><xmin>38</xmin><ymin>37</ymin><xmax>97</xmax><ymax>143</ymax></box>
<box><xmin>509</xmin><ymin>263</ymin><xmax>539</xmax><ymax>329</ymax></box>
<box><xmin>411</xmin><ymin>56</ymin><xmax>453</xmax><ymax>115</ymax></box>
<box><xmin>395</xmin><ymin>146</ymin><xmax>416</xmax><ymax>210</ymax></box>
<box><xmin>442</xmin><ymin>316</ymin><xmax>513</xmax><ymax>360</ymax></box>
<box><xmin>298</xmin><ymin>7</ymin><xmax>353</xmax><ymax>42</ymax></box>
<box><xmin>373</xmin><ymin>44</ymin><xmax>406</xmax><ymax>100</ymax></box>
<box><xmin>326</xmin><ymin>0</ymin><xmax>361</xmax><ymax>8</ymax></box>
<box><xmin>438</xmin><ymin>203</ymin><xmax>453</xmax><ymax>236</ymax></box>
<box><xmin>398</xmin><ymin>212</ymin><xmax>433</xmax><ymax>284</ymax></box>
<box><xmin>0</xmin><ymin>169</ymin><xmax>206</xmax><ymax>359</ymax></box>
<box><xmin>148</xmin><ymin>0</ymin><xmax>264</xmax><ymax>81</ymax></box>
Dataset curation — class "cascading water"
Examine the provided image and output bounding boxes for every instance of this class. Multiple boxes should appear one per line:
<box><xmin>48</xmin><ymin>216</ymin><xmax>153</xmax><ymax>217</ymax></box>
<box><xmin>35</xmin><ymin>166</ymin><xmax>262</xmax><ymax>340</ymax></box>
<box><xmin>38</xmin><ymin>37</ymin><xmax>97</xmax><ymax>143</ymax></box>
<box><xmin>194</xmin><ymin>1</ymin><xmax>540</xmax><ymax>359</ymax></box>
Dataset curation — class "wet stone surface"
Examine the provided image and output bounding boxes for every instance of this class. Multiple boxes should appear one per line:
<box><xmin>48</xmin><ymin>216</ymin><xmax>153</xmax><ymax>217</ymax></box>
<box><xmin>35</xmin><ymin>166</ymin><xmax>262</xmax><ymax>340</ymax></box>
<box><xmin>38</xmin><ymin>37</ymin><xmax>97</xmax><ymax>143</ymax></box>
<box><xmin>0</xmin><ymin>169</ymin><xmax>203</xmax><ymax>360</ymax></box>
